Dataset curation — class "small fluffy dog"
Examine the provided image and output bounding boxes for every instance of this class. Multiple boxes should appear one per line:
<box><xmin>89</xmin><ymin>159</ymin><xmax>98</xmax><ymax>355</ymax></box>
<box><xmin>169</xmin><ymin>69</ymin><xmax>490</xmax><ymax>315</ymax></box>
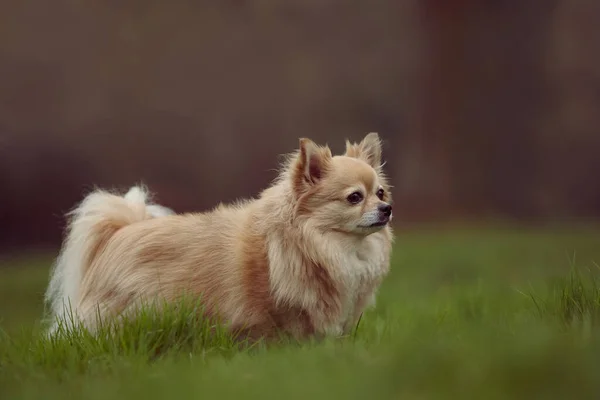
<box><xmin>44</xmin><ymin>132</ymin><xmax>394</xmax><ymax>341</ymax></box>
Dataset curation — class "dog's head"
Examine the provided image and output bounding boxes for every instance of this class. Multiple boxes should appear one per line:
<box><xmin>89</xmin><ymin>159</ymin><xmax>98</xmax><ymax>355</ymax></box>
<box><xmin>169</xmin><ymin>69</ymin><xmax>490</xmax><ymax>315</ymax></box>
<box><xmin>290</xmin><ymin>132</ymin><xmax>393</xmax><ymax>236</ymax></box>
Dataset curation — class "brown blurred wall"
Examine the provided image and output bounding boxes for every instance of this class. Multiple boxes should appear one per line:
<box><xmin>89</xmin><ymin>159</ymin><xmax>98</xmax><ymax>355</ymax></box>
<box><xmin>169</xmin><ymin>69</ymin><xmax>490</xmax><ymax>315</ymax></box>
<box><xmin>1</xmin><ymin>1</ymin><xmax>599</xmax><ymax>249</ymax></box>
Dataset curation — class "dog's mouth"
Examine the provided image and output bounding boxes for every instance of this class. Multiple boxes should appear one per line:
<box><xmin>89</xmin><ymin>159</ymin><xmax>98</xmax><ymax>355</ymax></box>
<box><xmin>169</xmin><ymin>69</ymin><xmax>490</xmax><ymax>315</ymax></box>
<box><xmin>362</xmin><ymin>216</ymin><xmax>391</xmax><ymax>229</ymax></box>
<box><xmin>368</xmin><ymin>220</ymin><xmax>389</xmax><ymax>228</ymax></box>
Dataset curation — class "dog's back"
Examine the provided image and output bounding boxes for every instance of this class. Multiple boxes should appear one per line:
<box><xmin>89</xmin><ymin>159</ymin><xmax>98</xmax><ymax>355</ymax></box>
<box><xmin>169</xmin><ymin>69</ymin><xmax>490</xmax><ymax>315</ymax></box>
<box><xmin>45</xmin><ymin>187</ymin><xmax>273</xmax><ymax>335</ymax></box>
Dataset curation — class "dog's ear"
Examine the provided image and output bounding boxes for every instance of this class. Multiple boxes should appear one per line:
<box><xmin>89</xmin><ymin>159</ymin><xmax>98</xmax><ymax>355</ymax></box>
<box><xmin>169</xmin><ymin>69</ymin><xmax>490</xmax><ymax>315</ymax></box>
<box><xmin>345</xmin><ymin>132</ymin><xmax>382</xmax><ymax>170</ymax></box>
<box><xmin>294</xmin><ymin>138</ymin><xmax>332</xmax><ymax>188</ymax></box>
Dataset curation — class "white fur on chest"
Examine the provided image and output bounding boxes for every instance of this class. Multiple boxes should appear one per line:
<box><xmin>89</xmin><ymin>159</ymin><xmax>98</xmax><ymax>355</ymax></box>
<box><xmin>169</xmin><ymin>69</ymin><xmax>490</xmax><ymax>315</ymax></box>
<box><xmin>337</xmin><ymin>236</ymin><xmax>389</xmax><ymax>285</ymax></box>
<box><xmin>267</xmin><ymin>229</ymin><xmax>391</xmax><ymax>337</ymax></box>
<box><xmin>337</xmin><ymin>237</ymin><xmax>388</xmax><ymax>318</ymax></box>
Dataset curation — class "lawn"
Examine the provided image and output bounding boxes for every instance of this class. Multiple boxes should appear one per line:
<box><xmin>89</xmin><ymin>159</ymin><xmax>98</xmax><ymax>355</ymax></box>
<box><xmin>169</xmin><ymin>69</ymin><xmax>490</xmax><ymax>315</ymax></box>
<box><xmin>1</xmin><ymin>226</ymin><xmax>600</xmax><ymax>399</ymax></box>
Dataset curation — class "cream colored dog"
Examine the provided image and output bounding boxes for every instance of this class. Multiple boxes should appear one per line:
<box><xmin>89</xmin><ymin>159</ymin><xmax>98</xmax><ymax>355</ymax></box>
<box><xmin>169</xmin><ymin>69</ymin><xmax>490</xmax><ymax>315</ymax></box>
<box><xmin>44</xmin><ymin>133</ymin><xmax>394</xmax><ymax>341</ymax></box>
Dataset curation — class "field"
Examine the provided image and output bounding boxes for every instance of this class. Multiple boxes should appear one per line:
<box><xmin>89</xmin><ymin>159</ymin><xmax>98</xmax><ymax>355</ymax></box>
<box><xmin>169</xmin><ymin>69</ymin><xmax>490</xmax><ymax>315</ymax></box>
<box><xmin>1</xmin><ymin>226</ymin><xmax>600</xmax><ymax>399</ymax></box>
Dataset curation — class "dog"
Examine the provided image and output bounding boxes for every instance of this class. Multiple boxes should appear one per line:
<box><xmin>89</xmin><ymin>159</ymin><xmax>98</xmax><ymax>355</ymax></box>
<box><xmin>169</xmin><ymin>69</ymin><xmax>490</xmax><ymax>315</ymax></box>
<box><xmin>44</xmin><ymin>132</ymin><xmax>394</xmax><ymax>342</ymax></box>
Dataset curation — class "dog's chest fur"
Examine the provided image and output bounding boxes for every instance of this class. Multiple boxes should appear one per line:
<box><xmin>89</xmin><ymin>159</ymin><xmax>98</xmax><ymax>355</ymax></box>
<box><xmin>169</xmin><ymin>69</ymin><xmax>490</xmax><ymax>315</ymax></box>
<box><xmin>332</xmin><ymin>234</ymin><xmax>390</xmax><ymax>330</ymax></box>
<box><xmin>267</xmin><ymin>230</ymin><xmax>391</xmax><ymax>337</ymax></box>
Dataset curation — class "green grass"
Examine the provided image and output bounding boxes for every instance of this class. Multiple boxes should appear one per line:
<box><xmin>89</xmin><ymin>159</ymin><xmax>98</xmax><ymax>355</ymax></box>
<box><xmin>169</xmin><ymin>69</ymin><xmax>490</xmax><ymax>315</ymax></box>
<box><xmin>1</xmin><ymin>226</ymin><xmax>600</xmax><ymax>399</ymax></box>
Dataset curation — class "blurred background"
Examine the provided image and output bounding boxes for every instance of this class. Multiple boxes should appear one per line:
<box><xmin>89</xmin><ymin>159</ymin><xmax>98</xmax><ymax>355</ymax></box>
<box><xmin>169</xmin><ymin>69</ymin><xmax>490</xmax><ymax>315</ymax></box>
<box><xmin>1</xmin><ymin>0</ymin><xmax>599</xmax><ymax>252</ymax></box>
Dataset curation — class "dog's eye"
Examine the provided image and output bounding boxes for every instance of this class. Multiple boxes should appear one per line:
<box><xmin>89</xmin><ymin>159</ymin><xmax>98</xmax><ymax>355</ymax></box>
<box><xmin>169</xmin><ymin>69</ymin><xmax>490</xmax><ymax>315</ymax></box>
<box><xmin>376</xmin><ymin>188</ymin><xmax>385</xmax><ymax>200</ymax></box>
<box><xmin>347</xmin><ymin>192</ymin><xmax>364</xmax><ymax>205</ymax></box>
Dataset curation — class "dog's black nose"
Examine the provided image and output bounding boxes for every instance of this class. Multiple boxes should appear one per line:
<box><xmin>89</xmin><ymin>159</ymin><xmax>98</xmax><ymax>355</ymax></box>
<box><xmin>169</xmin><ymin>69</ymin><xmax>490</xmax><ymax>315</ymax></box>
<box><xmin>378</xmin><ymin>203</ymin><xmax>392</xmax><ymax>217</ymax></box>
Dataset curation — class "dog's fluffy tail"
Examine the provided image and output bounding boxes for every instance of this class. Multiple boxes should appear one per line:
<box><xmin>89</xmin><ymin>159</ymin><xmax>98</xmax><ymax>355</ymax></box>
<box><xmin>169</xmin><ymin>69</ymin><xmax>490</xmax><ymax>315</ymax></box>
<box><xmin>44</xmin><ymin>185</ymin><xmax>174</xmax><ymax>332</ymax></box>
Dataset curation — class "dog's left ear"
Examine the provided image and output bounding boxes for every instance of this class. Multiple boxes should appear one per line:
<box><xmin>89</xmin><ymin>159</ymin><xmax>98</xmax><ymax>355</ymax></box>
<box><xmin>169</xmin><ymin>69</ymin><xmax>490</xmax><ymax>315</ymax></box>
<box><xmin>295</xmin><ymin>138</ymin><xmax>332</xmax><ymax>188</ymax></box>
<box><xmin>345</xmin><ymin>132</ymin><xmax>382</xmax><ymax>170</ymax></box>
